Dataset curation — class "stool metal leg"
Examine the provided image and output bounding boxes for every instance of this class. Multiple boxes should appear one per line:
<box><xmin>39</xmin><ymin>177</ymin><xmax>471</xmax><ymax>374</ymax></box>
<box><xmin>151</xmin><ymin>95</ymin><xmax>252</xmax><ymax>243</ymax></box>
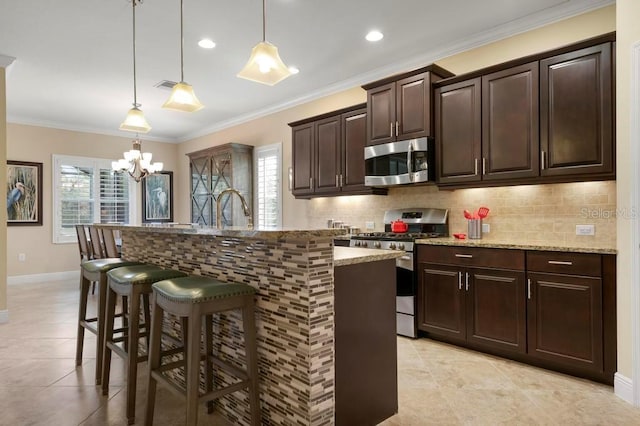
<box><xmin>101</xmin><ymin>282</ymin><xmax>117</xmax><ymax>395</ymax></box>
<box><xmin>242</xmin><ymin>296</ymin><xmax>261</xmax><ymax>426</ymax></box>
<box><xmin>126</xmin><ymin>289</ymin><xmax>142</xmax><ymax>425</ymax></box>
<box><xmin>186</xmin><ymin>308</ymin><xmax>202</xmax><ymax>426</ymax></box>
<box><xmin>75</xmin><ymin>272</ymin><xmax>90</xmax><ymax>367</ymax></box>
<box><xmin>95</xmin><ymin>272</ymin><xmax>108</xmax><ymax>386</ymax></box>
<box><xmin>205</xmin><ymin>314</ymin><xmax>214</xmax><ymax>414</ymax></box>
<box><xmin>144</xmin><ymin>294</ymin><xmax>164</xmax><ymax>426</ymax></box>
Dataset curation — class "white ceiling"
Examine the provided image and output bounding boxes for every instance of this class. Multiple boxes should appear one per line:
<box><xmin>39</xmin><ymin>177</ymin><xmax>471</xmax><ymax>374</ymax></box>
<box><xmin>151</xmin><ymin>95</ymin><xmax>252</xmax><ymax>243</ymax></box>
<box><xmin>0</xmin><ymin>0</ymin><xmax>613</xmax><ymax>143</ymax></box>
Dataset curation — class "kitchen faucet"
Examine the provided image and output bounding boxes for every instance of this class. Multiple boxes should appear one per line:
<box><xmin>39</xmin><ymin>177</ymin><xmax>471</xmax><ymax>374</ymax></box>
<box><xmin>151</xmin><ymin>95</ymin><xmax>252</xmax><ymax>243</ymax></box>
<box><xmin>216</xmin><ymin>188</ymin><xmax>253</xmax><ymax>230</ymax></box>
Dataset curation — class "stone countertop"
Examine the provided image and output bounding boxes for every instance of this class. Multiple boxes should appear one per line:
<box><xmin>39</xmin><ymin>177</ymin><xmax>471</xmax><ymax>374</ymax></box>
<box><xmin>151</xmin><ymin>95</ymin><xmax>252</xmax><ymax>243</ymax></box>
<box><xmin>334</xmin><ymin>246</ymin><xmax>405</xmax><ymax>267</ymax></box>
<box><xmin>415</xmin><ymin>237</ymin><xmax>617</xmax><ymax>255</ymax></box>
<box><xmin>96</xmin><ymin>223</ymin><xmax>348</xmax><ymax>241</ymax></box>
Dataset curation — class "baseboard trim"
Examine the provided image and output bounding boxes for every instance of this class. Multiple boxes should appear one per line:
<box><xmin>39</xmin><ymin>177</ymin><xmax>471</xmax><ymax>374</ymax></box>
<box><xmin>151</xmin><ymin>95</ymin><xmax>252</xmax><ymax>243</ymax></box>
<box><xmin>7</xmin><ymin>270</ymin><xmax>78</xmax><ymax>285</ymax></box>
<box><xmin>0</xmin><ymin>310</ymin><xmax>8</xmax><ymax>324</ymax></box>
<box><xmin>615</xmin><ymin>373</ymin><xmax>634</xmax><ymax>404</ymax></box>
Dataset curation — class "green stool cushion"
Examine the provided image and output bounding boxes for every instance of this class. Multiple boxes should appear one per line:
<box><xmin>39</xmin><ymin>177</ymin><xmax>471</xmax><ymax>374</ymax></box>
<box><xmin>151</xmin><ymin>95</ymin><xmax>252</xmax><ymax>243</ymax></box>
<box><xmin>107</xmin><ymin>264</ymin><xmax>187</xmax><ymax>286</ymax></box>
<box><xmin>81</xmin><ymin>258</ymin><xmax>143</xmax><ymax>273</ymax></box>
<box><xmin>152</xmin><ymin>276</ymin><xmax>256</xmax><ymax>304</ymax></box>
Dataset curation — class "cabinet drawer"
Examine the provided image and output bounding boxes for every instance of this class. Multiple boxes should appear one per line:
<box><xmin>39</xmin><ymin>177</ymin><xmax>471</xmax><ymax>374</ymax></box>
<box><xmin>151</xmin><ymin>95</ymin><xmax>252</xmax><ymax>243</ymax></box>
<box><xmin>526</xmin><ymin>251</ymin><xmax>601</xmax><ymax>277</ymax></box>
<box><xmin>418</xmin><ymin>245</ymin><xmax>524</xmax><ymax>270</ymax></box>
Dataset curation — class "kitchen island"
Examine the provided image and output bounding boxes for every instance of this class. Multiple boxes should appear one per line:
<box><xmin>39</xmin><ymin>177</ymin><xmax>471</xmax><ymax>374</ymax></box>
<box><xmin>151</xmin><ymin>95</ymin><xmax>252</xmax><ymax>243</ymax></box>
<box><xmin>96</xmin><ymin>224</ymin><xmax>402</xmax><ymax>426</ymax></box>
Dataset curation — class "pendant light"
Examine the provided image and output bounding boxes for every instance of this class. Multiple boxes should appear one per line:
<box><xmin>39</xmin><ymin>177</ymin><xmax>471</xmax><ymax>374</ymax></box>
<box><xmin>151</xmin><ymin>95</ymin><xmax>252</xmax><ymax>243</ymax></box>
<box><xmin>120</xmin><ymin>0</ymin><xmax>151</xmax><ymax>133</ymax></box>
<box><xmin>237</xmin><ymin>0</ymin><xmax>292</xmax><ymax>86</ymax></box>
<box><xmin>162</xmin><ymin>0</ymin><xmax>204</xmax><ymax>112</ymax></box>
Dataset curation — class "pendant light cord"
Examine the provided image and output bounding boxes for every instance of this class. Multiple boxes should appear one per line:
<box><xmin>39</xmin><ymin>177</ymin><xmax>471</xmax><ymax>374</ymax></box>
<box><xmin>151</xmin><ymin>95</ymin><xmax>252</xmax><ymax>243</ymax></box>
<box><xmin>262</xmin><ymin>0</ymin><xmax>266</xmax><ymax>42</ymax></box>
<box><xmin>180</xmin><ymin>0</ymin><xmax>184</xmax><ymax>82</ymax></box>
<box><xmin>132</xmin><ymin>0</ymin><xmax>138</xmax><ymax>106</ymax></box>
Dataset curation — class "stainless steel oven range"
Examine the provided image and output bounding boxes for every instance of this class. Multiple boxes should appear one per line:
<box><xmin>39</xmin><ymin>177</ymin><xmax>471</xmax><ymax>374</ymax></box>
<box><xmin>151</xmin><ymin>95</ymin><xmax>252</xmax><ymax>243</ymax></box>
<box><xmin>350</xmin><ymin>208</ymin><xmax>449</xmax><ymax>338</ymax></box>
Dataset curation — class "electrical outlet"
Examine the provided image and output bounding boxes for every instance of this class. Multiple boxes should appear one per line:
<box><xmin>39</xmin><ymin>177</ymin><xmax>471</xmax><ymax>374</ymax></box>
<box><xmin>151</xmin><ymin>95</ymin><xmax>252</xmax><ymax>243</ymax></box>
<box><xmin>576</xmin><ymin>224</ymin><xmax>595</xmax><ymax>236</ymax></box>
<box><xmin>482</xmin><ymin>223</ymin><xmax>490</xmax><ymax>233</ymax></box>
<box><xmin>365</xmin><ymin>221</ymin><xmax>375</xmax><ymax>230</ymax></box>
<box><xmin>18</xmin><ymin>253</ymin><xmax>26</xmax><ymax>262</ymax></box>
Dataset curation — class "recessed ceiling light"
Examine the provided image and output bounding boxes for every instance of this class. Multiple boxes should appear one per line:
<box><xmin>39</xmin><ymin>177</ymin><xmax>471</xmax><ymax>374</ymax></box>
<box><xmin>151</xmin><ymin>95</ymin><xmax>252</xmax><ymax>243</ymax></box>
<box><xmin>198</xmin><ymin>39</ymin><xmax>216</xmax><ymax>49</ymax></box>
<box><xmin>288</xmin><ymin>66</ymin><xmax>300</xmax><ymax>75</ymax></box>
<box><xmin>365</xmin><ymin>30</ymin><xmax>384</xmax><ymax>42</ymax></box>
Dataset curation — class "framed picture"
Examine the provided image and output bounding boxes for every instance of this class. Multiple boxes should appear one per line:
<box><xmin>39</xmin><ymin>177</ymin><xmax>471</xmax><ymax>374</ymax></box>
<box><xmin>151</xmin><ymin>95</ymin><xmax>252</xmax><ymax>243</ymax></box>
<box><xmin>6</xmin><ymin>160</ymin><xmax>43</xmax><ymax>226</ymax></box>
<box><xmin>142</xmin><ymin>171</ymin><xmax>173</xmax><ymax>223</ymax></box>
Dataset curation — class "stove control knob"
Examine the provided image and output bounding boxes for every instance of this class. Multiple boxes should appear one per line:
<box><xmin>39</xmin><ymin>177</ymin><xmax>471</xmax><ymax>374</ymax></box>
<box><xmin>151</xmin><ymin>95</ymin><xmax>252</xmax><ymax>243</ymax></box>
<box><xmin>354</xmin><ymin>241</ymin><xmax>361</xmax><ymax>247</ymax></box>
<box><xmin>389</xmin><ymin>243</ymin><xmax>396</xmax><ymax>250</ymax></box>
<box><xmin>361</xmin><ymin>241</ymin><xmax>368</xmax><ymax>248</ymax></box>
<box><xmin>398</xmin><ymin>243</ymin><xmax>405</xmax><ymax>250</ymax></box>
<box><xmin>374</xmin><ymin>242</ymin><xmax>381</xmax><ymax>249</ymax></box>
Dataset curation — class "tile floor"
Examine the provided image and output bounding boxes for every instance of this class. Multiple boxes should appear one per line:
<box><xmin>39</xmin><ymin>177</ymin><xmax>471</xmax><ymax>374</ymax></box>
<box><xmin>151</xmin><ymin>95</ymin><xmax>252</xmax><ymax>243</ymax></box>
<box><xmin>1</xmin><ymin>278</ymin><xmax>640</xmax><ymax>425</ymax></box>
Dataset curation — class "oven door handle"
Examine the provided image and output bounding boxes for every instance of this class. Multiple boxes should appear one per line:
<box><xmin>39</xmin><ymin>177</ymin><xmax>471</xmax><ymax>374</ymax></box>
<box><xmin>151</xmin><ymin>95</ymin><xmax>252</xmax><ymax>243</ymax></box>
<box><xmin>399</xmin><ymin>255</ymin><xmax>412</xmax><ymax>261</ymax></box>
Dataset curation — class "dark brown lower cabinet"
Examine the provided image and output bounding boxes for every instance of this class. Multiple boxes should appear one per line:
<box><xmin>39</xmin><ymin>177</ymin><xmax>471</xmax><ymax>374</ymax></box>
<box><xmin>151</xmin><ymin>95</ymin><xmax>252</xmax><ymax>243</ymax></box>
<box><xmin>527</xmin><ymin>272</ymin><xmax>603</xmax><ymax>371</ymax></box>
<box><xmin>335</xmin><ymin>259</ymin><xmax>397</xmax><ymax>426</ymax></box>
<box><xmin>417</xmin><ymin>245</ymin><xmax>616</xmax><ymax>384</ymax></box>
<box><xmin>418</xmin><ymin>263</ymin><xmax>526</xmax><ymax>354</ymax></box>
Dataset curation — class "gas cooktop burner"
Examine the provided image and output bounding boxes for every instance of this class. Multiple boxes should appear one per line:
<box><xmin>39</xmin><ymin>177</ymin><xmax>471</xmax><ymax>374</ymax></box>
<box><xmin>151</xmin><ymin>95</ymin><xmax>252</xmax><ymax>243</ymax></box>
<box><xmin>352</xmin><ymin>232</ymin><xmax>445</xmax><ymax>240</ymax></box>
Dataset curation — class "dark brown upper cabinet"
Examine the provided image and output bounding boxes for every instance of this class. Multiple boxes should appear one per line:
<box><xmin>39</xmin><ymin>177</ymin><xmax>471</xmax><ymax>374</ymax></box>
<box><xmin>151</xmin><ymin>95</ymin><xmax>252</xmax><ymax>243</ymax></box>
<box><xmin>434</xmin><ymin>32</ymin><xmax>615</xmax><ymax>189</ymax></box>
<box><xmin>540</xmin><ymin>42</ymin><xmax>613</xmax><ymax>177</ymax></box>
<box><xmin>363</xmin><ymin>65</ymin><xmax>454</xmax><ymax>146</ymax></box>
<box><xmin>435</xmin><ymin>78</ymin><xmax>482</xmax><ymax>185</ymax></box>
<box><xmin>289</xmin><ymin>104</ymin><xmax>387</xmax><ymax>199</ymax></box>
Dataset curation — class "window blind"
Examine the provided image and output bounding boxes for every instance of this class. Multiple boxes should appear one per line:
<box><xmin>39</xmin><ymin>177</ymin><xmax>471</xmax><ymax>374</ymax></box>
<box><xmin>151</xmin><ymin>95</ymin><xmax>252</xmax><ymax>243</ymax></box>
<box><xmin>254</xmin><ymin>144</ymin><xmax>282</xmax><ymax>229</ymax></box>
<box><xmin>53</xmin><ymin>155</ymin><xmax>136</xmax><ymax>243</ymax></box>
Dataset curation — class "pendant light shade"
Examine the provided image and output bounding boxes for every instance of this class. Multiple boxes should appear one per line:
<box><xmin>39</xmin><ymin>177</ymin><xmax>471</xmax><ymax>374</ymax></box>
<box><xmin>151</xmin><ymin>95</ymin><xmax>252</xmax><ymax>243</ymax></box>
<box><xmin>121</xmin><ymin>0</ymin><xmax>151</xmax><ymax>133</ymax></box>
<box><xmin>162</xmin><ymin>82</ymin><xmax>204</xmax><ymax>112</ymax></box>
<box><xmin>162</xmin><ymin>0</ymin><xmax>204</xmax><ymax>112</ymax></box>
<box><xmin>237</xmin><ymin>0</ymin><xmax>292</xmax><ymax>86</ymax></box>
<box><xmin>120</xmin><ymin>104</ymin><xmax>151</xmax><ymax>133</ymax></box>
<box><xmin>237</xmin><ymin>41</ymin><xmax>292</xmax><ymax>86</ymax></box>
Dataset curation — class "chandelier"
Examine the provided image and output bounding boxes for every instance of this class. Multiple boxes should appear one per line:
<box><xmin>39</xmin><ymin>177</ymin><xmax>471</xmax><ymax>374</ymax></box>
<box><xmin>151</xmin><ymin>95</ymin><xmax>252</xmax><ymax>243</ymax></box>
<box><xmin>112</xmin><ymin>138</ymin><xmax>163</xmax><ymax>182</ymax></box>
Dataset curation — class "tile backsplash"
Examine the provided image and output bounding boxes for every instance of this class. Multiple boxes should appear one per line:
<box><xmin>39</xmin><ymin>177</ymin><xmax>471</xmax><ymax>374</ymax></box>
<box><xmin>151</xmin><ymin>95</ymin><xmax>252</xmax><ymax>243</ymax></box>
<box><xmin>307</xmin><ymin>181</ymin><xmax>616</xmax><ymax>248</ymax></box>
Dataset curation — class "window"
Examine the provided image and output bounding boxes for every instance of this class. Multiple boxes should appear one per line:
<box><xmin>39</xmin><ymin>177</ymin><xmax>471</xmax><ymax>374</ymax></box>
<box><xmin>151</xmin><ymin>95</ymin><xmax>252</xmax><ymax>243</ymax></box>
<box><xmin>253</xmin><ymin>143</ymin><xmax>282</xmax><ymax>229</ymax></box>
<box><xmin>53</xmin><ymin>155</ymin><xmax>137</xmax><ymax>243</ymax></box>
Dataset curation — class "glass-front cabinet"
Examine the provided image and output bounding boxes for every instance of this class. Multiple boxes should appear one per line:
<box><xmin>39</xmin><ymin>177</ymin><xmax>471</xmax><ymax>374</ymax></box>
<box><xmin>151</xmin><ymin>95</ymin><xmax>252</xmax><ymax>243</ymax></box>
<box><xmin>187</xmin><ymin>143</ymin><xmax>253</xmax><ymax>227</ymax></box>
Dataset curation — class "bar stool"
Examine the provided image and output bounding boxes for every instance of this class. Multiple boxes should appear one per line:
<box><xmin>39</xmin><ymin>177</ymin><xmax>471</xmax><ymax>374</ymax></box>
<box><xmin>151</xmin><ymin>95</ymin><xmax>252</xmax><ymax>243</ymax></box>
<box><xmin>75</xmin><ymin>225</ymin><xmax>142</xmax><ymax>386</ymax></box>
<box><xmin>144</xmin><ymin>275</ymin><xmax>261</xmax><ymax>426</ymax></box>
<box><xmin>102</xmin><ymin>264</ymin><xmax>188</xmax><ymax>425</ymax></box>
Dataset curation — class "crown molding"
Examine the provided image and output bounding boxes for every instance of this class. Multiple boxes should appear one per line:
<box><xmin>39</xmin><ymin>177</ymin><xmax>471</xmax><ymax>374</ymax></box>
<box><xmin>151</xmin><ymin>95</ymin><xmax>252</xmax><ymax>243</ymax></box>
<box><xmin>0</xmin><ymin>54</ymin><xmax>16</xmax><ymax>68</ymax></box>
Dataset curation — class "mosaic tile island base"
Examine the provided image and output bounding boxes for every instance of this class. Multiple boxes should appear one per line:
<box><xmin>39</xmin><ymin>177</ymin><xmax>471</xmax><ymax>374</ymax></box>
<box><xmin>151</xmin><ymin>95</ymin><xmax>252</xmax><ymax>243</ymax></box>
<box><xmin>96</xmin><ymin>224</ymin><xmax>372</xmax><ymax>425</ymax></box>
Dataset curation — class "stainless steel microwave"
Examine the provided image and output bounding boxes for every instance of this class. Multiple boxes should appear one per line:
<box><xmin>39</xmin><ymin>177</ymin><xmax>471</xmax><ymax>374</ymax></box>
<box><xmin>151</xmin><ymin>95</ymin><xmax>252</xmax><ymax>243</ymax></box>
<box><xmin>364</xmin><ymin>137</ymin><xmax>434</xmax><ymax>186</ymax></box>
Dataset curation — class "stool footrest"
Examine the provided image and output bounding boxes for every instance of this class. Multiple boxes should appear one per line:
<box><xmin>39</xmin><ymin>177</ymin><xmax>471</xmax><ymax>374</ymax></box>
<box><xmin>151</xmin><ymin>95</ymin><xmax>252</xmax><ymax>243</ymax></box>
<box><xmin>106</xmin><ymin>341</ymin><xmax>148</xmax><ymax>363</ymax></box>
<box><xmin>79</xmin><ymin>320</ymin><xmax>98</xmax><ymax>336</ymax></box>
<box><xmin>200</xmin><ymin>380</ymin><xmax>250</xmax><ymax>404</ymax></box>
<box><xmin>208</xmin><ymin>355</ymin><xmax>250</xmax><ymax>382</ymax></box>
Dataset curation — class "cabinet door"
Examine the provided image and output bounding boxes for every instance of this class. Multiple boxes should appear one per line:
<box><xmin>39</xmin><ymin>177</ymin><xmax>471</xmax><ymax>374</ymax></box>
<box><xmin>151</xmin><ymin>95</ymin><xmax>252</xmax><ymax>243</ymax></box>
<box><xmin>418</xmin><ymin>263</ymin><xmax>466</xmax><ymax>342</ymax></box>
<box><xmin>341</xmin><ymin>108</ymin><xmax>367</xmax><ymax>192</ymax></box>
<box><xmin>527</xmin><ymin>272</ymin><xmax>603</xmax><ymax>372</ymax></box>
<box><xmin>315</xmin><ymin>116</ymin><xmax>341</xmax><ymax>194</ymax></box>
<box><xmin>190</xmin><ymin>156</ymin><xmax>212</xmax><ymax>225</ymax></box>
<box><xmin>466</xmin><ymin>268</ymin><xmax>526</xmax><ymax>353</ymax></box>
<box><xmin>540</xmin><ymin>43</ymin><xmax>613</xmax><ymax>177</ymax></box>
<box><xmin>367</xmin><ymin>83</ymin><xmax>396</xmax><ymax>146</ymax></box>
<box><xmin>482</xmin><ymin>62</ymin><xmax>539</xmax><ymax>181</ymax></box>
<box><xmin>291</xmin><ymin>123</ymin><xmax>315</xmax><ymax>196</ymax></box>
<box><xmin>435</xmin><ymin>78</ymin><xmax>482</xmax><ymax>185</ymax></box>
<box><xmin>396</xmin><ymin>72</ymin><xmax>430</xmax><ymax>140</ymax></box>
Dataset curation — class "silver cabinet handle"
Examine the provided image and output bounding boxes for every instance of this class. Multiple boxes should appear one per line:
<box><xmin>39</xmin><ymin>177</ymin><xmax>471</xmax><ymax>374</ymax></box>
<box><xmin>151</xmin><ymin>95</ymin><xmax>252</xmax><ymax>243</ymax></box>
<box><xmin>482</xmin><ymin>157</ymin><xmax>486</xmax><ymax>175</ymax></box>
<box><xmin>465</xmin><ymin>272</ymin><xmax>469</xmax><ymax>291</ymax></box>
<box><xmin>458</xmin><ymin>271</ymin><xmax>462</xmax><ymax>290</ymax></box>
<box><xmin>390</xmin><ymin>122</ymin><xmax>394</xmax><ymax>137</ymax></box>
<box><xmin>527</xmin><ymin>278</ymin><xmax>532</xmax><ymax>300</ymax></box>
<box><xmin>340</xmin><ymin>174</ymin><xmax>343</xmax><ymax>187</ymax></box>
<box><xmin>310</xmin><ymin>177</ymin><xmax>313</xmax><ymax>189</ymax></box>
<box><xmin>541</xmin><ymin>151</ymin><xmax>546</xmax><ymax>170</ymax></box>
<box><xmin>474</xmin><ymin>158</ymin><xmax>479</xmax><ymax>175</ymax></box>
<box><xmin>455</xmin><ymin>254</ymin><xmax>473</xmax><ymax>258</ymax></box>
<box><xmin>548</xmin><ymin>260</ymin><xmax>573</xmax><ymax>265</ymax></box>
<box><xmin>395</xmin><ymin>121</ymin><xmax>399</xmax><ymax>137</ymax></box>
<box><xmin>335</xmin><ymin>174</ymin><xmax>339</xmax><ymax>187</ymax></box>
